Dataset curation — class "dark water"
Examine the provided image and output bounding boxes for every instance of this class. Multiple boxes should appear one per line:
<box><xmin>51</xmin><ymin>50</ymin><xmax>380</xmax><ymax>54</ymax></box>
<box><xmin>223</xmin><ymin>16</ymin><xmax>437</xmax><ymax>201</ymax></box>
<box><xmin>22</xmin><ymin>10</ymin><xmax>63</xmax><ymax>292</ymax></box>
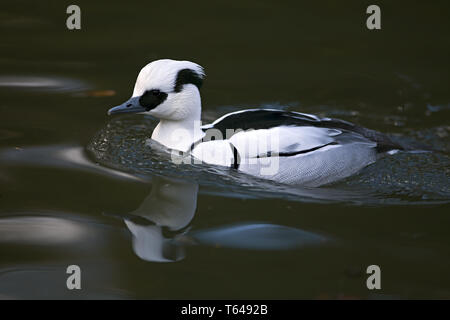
<box><xmin>0</xmin><ymin>1</ymin><xmax>449</xmax><ymax>299</ymax></box>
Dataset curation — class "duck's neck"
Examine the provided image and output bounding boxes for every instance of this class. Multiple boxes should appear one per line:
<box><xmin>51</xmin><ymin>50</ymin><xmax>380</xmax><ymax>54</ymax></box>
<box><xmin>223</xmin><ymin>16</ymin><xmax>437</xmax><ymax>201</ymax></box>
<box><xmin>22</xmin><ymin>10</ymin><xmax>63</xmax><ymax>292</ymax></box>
<box><xmin>152</xmin><ymin>119</ymin><xmax>204</xmax><ymax>152</ymax></box>
<box><xmin>151</xmin><ymin>88</ymin><xmax>205</xmax><ymax>152</ymax></box>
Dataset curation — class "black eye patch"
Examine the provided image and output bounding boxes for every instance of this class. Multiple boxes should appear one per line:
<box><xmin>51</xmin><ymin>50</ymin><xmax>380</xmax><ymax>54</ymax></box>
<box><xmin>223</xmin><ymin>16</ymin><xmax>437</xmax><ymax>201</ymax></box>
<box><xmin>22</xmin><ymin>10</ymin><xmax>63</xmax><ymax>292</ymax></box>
<box><xmin>139</xmin><ymin>89</ymin><xmax>168</xmax><ymax>111</ymax></box>
<box><xmin>174</xmin><ymin>68</ymin><xmax>203</xmax><ymax>93</ymax></box>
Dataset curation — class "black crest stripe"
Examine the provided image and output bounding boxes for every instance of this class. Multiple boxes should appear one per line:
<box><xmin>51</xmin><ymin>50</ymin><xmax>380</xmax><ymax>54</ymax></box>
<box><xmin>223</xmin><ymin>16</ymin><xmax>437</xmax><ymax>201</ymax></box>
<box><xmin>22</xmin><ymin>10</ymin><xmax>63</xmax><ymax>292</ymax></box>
<box><xmin>174</xmin><ymin>68</ymin><xmax>203</xmax><ymax>93</ymax></box>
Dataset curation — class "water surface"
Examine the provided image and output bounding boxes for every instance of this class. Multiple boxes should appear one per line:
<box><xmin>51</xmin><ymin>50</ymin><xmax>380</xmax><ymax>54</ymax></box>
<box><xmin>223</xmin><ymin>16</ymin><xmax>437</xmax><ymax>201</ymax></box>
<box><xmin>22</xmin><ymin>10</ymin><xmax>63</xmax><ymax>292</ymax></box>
<box><xmin>0</xmin><ymin>1</ymin><xmax>449</xmax><ymax>299</ymax></box>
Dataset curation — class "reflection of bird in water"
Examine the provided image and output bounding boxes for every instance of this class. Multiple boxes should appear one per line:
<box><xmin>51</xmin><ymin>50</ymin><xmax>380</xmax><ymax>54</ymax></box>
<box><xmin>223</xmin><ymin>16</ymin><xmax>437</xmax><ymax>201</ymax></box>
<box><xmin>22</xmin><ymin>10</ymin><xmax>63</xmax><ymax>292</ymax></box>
<box><xmin>123</xmin><ymin>176</ymin><xmax>197</xmax><ymax>262</ymax></box>
<box><xmin>116</xmin><ymin>176</ymin><xmax>328</xmax><ymax>263</ymax></box>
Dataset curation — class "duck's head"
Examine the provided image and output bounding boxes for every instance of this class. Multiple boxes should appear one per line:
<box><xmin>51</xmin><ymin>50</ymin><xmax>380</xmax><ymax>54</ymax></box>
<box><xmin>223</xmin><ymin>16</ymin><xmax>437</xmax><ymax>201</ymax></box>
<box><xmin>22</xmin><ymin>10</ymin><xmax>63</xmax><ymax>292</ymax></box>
<box><xmin>108</xmin><ymin>59</ymin><xmax>205</xmax><ymax>121</ymax></box>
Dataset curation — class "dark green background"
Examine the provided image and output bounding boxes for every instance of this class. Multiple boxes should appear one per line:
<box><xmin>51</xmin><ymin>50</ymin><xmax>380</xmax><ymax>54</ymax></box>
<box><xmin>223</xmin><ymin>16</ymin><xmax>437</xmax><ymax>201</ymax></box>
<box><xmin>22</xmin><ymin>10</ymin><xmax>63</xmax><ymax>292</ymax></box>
<box><xmin>0</xmin><ymin>1</ymin><xmax>449</xmax><ymax>299</ymax></box>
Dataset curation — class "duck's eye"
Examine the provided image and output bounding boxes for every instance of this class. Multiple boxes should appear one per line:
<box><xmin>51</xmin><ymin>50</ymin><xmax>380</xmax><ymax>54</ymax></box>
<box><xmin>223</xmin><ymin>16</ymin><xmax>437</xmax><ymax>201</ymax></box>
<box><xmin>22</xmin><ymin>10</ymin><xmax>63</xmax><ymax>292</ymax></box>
<box><xmin>139</xmin><ymin>89</ymin><xmax>168</xmax><ymax>111</ymax></box>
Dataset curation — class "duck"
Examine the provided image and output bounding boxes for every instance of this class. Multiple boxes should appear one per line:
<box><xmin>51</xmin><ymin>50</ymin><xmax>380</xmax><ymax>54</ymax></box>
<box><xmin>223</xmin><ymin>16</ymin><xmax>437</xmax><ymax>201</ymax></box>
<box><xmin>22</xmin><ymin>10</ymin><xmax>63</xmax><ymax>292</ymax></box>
<box><xmin>108</xmin><ymin>59</ymin><xmax>404</xmax><ymax>187</ymax></box>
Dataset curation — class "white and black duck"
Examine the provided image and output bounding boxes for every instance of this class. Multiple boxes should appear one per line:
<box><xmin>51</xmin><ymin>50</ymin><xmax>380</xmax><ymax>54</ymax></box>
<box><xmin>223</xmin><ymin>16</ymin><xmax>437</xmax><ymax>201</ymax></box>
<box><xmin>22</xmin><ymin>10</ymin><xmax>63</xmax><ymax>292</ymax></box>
<box><xmin>108</xmin><ymin>59</ymin><xmax>404</xmax><ymax>187</ymax></box>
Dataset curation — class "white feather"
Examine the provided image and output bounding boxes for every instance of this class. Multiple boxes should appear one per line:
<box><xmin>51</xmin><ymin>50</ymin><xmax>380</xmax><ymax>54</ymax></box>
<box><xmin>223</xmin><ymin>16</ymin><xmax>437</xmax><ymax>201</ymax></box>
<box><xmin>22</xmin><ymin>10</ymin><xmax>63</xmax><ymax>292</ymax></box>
<box><xmin>229</xmin><ymin>126</ymin><xmax>341</xmax><ymax>158</ymax></box>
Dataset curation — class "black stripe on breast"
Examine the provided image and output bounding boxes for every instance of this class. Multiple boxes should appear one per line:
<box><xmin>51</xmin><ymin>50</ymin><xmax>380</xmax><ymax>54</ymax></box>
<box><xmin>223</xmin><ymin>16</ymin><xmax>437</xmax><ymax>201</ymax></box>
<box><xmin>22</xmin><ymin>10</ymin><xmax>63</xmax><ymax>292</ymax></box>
<box><xmin>229</xmin><ymin>142</ymin><xmax>240</xmax><ymax>169</ymax></box>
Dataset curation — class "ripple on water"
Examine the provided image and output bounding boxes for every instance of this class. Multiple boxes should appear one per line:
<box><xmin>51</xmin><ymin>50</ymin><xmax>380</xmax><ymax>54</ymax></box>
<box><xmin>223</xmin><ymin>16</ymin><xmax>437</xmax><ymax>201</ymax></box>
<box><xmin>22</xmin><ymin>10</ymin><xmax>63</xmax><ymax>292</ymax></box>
<box><xmin>0</xmin><ymin>75</ymin><xmax>88</xmax><ymax>93</ymax></box>
<box><xmin>340</xmin><ymin>152</ymin><xmax>450</xmax><ymax>202</ymax></box>
<box><xmin>87</xmin><ymin>114</ymin><xmax>450</xmax><ymax>205</ymax></box>
<box><xmin>188</xmin><ymin>223</ymin><xmax>329</xmax><ymax>250</ymax></box>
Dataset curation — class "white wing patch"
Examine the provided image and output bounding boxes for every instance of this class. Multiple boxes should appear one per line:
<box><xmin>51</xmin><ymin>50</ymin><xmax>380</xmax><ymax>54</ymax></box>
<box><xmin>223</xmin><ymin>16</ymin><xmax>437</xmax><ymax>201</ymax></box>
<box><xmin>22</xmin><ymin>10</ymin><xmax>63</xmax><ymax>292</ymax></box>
<box><xmin>229</xmin><ymin>126</ymin><xmax>341</xmax><ymax>159</ymax></box>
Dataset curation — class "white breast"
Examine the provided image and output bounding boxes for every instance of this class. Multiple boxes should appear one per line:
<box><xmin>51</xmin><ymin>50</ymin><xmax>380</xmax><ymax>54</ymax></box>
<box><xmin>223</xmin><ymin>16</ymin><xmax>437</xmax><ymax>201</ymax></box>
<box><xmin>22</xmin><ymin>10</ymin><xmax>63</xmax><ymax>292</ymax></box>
<box><xmin>191</xmin><ymin>140</ymin><xmax>234</xmax><ymax>167</ymax></box>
